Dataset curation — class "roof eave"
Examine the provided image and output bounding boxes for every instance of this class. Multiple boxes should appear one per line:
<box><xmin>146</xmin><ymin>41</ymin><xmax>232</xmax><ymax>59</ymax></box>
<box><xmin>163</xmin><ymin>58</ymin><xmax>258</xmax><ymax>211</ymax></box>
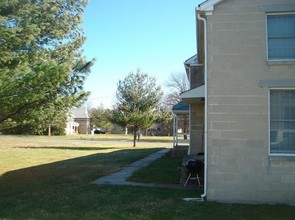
<box><xmin>180</xmin><ymin>85</ymin><xmax>205</xmax><ymax>104</ymax></box>
<box><xmin>198</xmin><ymin>0</ymin><xmax>224</xmax><ymax>14</ymax></box>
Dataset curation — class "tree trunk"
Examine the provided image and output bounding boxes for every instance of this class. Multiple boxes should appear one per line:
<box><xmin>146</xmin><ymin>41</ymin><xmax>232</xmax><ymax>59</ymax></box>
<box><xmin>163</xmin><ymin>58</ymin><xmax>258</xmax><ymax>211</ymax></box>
<box><xmin>137</xmin><ymin>129</ymin><xmax>141</xmax><ymax>142</ymax></box>
<box><xmin>125</xmin><ymin>126</ymin><xmax>128</xmax><ymax>135</ymax></box>
<box><xmin>133</xmin><ymin>128</ymin><xmax>137</xmax><ymax>147</ymax></box>
<box><xmin>48</xmin><ymin>124</ymin><xmax>51</xmax><ymax>136</ymax></box>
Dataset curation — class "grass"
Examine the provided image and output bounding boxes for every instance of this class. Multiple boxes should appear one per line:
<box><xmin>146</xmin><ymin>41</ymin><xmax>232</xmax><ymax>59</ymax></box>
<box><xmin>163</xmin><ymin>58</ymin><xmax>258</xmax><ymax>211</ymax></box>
<box><xmin>128</xmin><ymin>151</ymin><xmax>183</xmax><ymax>184</ymax></box>
<box><xmin>0</xmin><ymin>135</ymin><xmax>294</xmax><ymax>219</ymax></box>
<box><xmin>56</xmin><ymin>133</ymin><xmax>173</xmax><ymax>143</ymax></box>
<box><xmin>0</xmin><ymin>133</ymin><xmax>174</xmax><ymax>143</ymax></box>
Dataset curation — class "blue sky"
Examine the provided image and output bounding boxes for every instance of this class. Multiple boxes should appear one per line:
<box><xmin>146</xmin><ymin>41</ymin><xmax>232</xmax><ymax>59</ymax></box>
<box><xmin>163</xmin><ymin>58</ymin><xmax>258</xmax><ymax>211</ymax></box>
<box><xmin>82</xmin><ymin>0</ymin><xmax>202</xmax><ymax>108</ymax></box>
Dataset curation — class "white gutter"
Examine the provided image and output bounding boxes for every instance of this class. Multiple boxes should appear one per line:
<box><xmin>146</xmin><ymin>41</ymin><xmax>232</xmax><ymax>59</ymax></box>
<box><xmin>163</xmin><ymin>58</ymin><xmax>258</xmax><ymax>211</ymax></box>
<box><xmin>188</xmin><ymin>63</ymin><xmax>204</xmax><ymax>67</ymax></box>
<box><xmin>197</xmin><ymin>11</ymin><xmax>208</xmax><ymax>200</ymax></box>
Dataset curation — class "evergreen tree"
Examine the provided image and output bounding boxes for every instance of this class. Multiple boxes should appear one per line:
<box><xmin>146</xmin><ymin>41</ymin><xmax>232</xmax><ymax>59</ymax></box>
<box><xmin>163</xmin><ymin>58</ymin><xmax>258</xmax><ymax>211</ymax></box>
<box><xmin>112</xmin><ymin>69</ymin><xmax>163</xmax><ymax>147</ymax></box>
<box><xmin>155</xmin><ymin>107</ymin><xmax>173</xmax><ymax>136</ymax></box>
<box><xmin>0</xmin><ymin>0</ymin><xmax>94</xmax><ymax>132</ymax></box>
<box><xmin>89</xmin><ymin>105</ymin><xmax>112</xmax><ymax>132</ymax></box>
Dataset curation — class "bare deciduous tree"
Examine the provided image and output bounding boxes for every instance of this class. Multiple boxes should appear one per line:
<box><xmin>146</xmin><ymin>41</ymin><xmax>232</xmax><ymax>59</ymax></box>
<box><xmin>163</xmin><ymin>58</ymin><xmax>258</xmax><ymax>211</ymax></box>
<box><xmin>163</xmin><ymin>72</ymin><xmax>189</xmax><ymax>108</ymax></box>
<box><xmin>163</xmin><ymin>72</ymin><xmax>190</xmax><ymax>133</ymax></box>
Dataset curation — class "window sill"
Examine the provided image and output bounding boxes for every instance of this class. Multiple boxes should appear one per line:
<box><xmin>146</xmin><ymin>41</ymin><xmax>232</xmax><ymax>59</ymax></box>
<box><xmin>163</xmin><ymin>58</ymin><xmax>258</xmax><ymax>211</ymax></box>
<box><xmin>269</xmin><ymin>155</ymin><xmax>295</xmax><ymax>161</ymax></box>
<box><xmin>267</xmin><ymin>60</ymin><xmax>295</xmax><ymax>65</ymax></box>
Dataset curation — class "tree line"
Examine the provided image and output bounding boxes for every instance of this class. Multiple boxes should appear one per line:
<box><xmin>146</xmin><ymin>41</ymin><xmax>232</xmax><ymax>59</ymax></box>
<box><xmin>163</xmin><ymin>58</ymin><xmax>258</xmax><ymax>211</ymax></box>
<box><xmin>0</xmin><ymin>1</ymin><xmax>189</xmax><ymax>145</ymax></box>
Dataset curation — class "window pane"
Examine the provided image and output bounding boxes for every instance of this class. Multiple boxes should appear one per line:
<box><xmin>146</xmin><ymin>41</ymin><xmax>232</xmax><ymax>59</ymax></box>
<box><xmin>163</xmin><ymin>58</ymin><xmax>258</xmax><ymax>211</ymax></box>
<box><xmin>267</xmin><ymin>14</ymin><xmax>295</xmax><ymax>60</ymax></box>
<box><xmin>270</xmin><ymin>90</ymin><xmax>295</xmax><ymax>155</ymax></box>
<box><xmin>268</xmin><ymin>38</ymin><xmax>295</xmax><ymax>59</ymax></box>
<box><xmin>270</xmin><ymin>91</ymin><xmax>280</xmax><ymax>119</ymax></box>
<box><xmin>268</xmin><ymin>15</ymin><xmax>295</xmax><ymax>37</ymax></box>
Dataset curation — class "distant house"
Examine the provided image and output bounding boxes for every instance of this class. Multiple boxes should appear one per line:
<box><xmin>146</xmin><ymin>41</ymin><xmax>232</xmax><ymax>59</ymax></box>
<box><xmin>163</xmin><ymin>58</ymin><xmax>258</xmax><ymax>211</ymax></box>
<box><xmin>181</xmin><ymin>0</ymin><xmax>295</xmax><ymax>205</ymax></box>
<box><xmin>143</xmin><ymin>123</ymin><xmax>170</xmax><ymax>136</ymax></box>
<box><xmin>66</xmin><ymin>107</ymin><xmax>90</xmax><ymax>134</ymax></box>
<box><xmin>65</xmin><ymin>113</ymin><xmax>79</xmax><ymax>135</ymax></box>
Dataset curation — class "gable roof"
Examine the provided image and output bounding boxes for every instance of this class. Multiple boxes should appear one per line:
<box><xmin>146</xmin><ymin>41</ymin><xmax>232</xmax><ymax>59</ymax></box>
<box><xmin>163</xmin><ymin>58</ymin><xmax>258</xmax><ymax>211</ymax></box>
<box><xmin>71</xmin><ymin>107</ymin><xmax>90</xmax><ymax>119</ymax></box>
<box><xmin>184</xmin><ymin>54</ymin><xmax>202</xmax><ymax>78</ymax></box>
<box><xmin>198</xmin><ymin>0</ymin><xmax>224</xmax><ymax>12</ymax></box>
<box><xmin>184</xmin><ymin>54</ymin><xmax>199</xmax><ymax>67</ymax></box>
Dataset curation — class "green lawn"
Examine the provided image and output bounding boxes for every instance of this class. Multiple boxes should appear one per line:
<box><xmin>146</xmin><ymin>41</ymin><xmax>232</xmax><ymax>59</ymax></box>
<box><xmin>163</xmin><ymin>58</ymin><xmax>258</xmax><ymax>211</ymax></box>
<box><xmin>128</xmin><ymin>151</ymin><xmax>183</xmax><ymax>184</ymax></box>
<box><xmin>58</xmin><ymin>133</ymin><xmax>173</xmax><ymax>143</ymax></box>
<box><xmin>0</xmin><ymin>136</ymin><xmax>294</xmax><ymax>219</ymax></box>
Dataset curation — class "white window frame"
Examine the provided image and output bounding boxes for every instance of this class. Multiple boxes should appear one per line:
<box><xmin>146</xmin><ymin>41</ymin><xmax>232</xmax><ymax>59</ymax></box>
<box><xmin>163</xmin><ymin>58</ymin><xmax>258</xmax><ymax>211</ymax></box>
<box><xmin>266</xmin><ymin>12</ymin><xmax>295</xmax><ymax>62</ymax></box>
<box><xmin>268</xmin><ymin>88</ymin><xmax>295</xmax><ymax>156</ymax></box>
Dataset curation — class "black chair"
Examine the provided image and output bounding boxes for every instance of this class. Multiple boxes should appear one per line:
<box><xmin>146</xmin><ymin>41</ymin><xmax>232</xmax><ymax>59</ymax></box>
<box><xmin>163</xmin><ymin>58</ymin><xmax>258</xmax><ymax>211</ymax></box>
<box><xmin>184</xmin><ymin>159</ymin><xmax>204</xmax><ymax>188</ymax></box>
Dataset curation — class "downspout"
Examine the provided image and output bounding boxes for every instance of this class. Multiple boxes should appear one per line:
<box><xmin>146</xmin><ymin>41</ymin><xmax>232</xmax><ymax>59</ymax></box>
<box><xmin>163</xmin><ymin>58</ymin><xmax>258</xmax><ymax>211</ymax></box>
<box><xmin>186</xmin><ymin>65</ymin><xmax>192</xmax><ymax>155</ymax></box>
<box><xmin>197</xmin><ymin>11</ymin><xmax>208</xmax><ymax>200</ymax></box>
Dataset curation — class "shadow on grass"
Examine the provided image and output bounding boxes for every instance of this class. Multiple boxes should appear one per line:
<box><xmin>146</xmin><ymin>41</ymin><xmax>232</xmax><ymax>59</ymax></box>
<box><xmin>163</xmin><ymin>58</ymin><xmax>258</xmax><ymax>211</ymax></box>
<box><xmin>75</xmin><ymin>137</ymin><xmax>173</xmax><ymax>143</ymax></box>
<box><xmin>1</xmin><ymin>147</ymin><xmax>293</xmax><ymax>219</ymax></box>
<box><xmin>0</xmin><ymin>147</ymin><xmax>166</xmax><ymax>219</ymax></box>
<box><xmin>14</xmin><ymin>146</ymin><xmax>117</xmax><ymax>151</ymax></box>
<box><xmin>94</xmin><ymin>139</ymin><xmax>174</xmax><ymax>143</ymax></box>
<box><xmin>0</xmin><ymin>148</ymin><xmax>164</xmax><ymax>194</ymax></box>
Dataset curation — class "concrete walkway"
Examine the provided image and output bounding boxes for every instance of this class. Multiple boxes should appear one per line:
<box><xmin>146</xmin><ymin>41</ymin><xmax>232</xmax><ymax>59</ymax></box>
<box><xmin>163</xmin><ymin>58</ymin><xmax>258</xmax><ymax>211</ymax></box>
<box><xmin>94</xmin><ymin>148</ymin><xmax>183</xmax><ymax>189</ymax></box>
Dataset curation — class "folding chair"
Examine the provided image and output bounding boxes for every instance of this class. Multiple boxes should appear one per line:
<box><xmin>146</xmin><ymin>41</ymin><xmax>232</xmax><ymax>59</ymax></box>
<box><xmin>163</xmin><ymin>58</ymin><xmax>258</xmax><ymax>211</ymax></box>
<box><xmin>184</xmin><ymin>159</ymin><xmax>204</xmax><ymax>189</ymax></box>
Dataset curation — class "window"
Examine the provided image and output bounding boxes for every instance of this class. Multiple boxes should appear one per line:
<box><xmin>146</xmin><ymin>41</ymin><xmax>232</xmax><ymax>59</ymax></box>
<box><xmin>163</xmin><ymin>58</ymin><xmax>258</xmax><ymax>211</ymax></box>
<box><xmin>270</xmin><ymin>90</ymin><xmax>295</xmax><ymax>155</ymax></box>
<box><xmin>267</xmin><ymin>13</ymin><xmax>295</xmax><ymax>60</ymax></box>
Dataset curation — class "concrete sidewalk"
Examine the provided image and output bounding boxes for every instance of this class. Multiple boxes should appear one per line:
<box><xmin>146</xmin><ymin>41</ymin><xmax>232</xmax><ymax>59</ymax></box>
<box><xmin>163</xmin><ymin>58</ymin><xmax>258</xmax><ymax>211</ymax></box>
<box><xmin>94</xmin><ymin>148</ymin><xmax>182</xmax><ymax>189</ymax></box>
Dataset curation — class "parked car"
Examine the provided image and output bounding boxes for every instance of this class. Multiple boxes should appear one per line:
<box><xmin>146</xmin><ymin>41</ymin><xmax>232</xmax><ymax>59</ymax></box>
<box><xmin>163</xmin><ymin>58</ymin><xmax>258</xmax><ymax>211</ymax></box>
<box><xmin>94</xmin><ymin>130</ymin><xmax>105</xmax><ymax>134</ymax></box>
